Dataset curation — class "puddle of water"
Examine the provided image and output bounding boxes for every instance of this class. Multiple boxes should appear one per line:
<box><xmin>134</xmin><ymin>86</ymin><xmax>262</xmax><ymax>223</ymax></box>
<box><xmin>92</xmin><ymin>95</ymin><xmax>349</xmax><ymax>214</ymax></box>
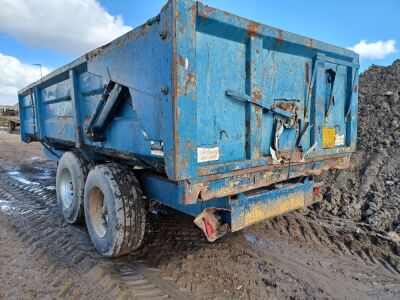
<box><xmin>8</xmin><ymin>170</ymin><xmax>39</xmax><ymax>186</ymax></box>
<box><xmin>150</xmin><ymin>208</ymin><xmax>159</xmax><ymax>215</ymax></box>
<box><xmin>14</xmin><ymin>177</ymin><xmax>39</xmax><ymax>185</ymax></box>
<box><xmin>245</xmin><ymin>235</ymin><xmax>258</xmax><ymax>244</ymax></box>
<box><xmin>28</xmin><ymin>156</ymin><xmax>43</xmax><ymax>161</ymax></box>
<box><xmin>0</xmin><ymin>199</ymin><xmax>34</xmax><ymax>215</ymax></box>
<box><xmin>35</xmin><ymin>166</ymin><xmax>55</xmax><ymax>176</ymax></box>
<box><xmin>149</xmin><ymin>207</ymin><xmax>168</xmax><ymax>216</ymax></box>
<box><xmin>38</xmin><ymin>176</ymin><xmax>53</xmax><ymax>181</ymax></box>
<box><xmin>245</xmin><ymin>234</ymin><xmax>268</xmax><ymax>247</ymax></box>
<box><xmin>0</xmin><ymin>200</ymin><xmax>14</xmax><ymax>213</ymax></box>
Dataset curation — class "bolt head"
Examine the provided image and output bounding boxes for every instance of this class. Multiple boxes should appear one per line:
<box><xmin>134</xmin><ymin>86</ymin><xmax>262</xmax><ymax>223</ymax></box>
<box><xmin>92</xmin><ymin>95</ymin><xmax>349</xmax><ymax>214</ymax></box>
<box><xmin>161</xmin><ymin>87</ymin><xmax>168</xmax><ymax>95</ymax></box>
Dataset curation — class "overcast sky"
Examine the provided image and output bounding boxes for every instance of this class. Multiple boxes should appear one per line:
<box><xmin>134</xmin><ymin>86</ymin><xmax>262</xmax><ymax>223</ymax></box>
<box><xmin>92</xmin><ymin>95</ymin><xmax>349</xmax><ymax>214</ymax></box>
<box><xmin>0</xmin><ymin>0</ymin><xmax>399</xmax><ymax>105</ymax></box>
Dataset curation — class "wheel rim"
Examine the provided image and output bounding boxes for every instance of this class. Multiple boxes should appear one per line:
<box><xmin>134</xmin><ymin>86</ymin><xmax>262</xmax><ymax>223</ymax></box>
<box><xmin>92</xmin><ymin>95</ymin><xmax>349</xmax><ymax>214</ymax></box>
<box><xmin>59</xmin><ymin>168</ymin><xmax>74</xmax><ymax>208</ymax></box>
<box><xmin>89</xmin><ymin>187</ymin><xmax>108</xmax><ymax>239</ymax></box>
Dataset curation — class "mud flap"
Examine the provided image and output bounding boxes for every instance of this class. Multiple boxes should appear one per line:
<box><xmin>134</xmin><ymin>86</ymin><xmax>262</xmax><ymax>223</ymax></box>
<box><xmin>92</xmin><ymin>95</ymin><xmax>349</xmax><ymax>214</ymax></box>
<box><xmin>194</xmin><ymin>208</ymin><xmax>230</xmax><ymax>242</ymax></box>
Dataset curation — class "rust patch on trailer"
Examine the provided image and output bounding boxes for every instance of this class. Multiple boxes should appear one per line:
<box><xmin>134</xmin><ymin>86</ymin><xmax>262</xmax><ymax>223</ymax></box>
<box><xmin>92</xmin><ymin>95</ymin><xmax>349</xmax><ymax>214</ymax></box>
<box><xmin>180</xmin><ymin>158</ymin><xmax>187</xmax><ymax>173</ymax></box>
<box><xmin>247</xmin><ymin>21</ymin><xmax>260</xmax><ymax>37</ymax></box>
<box><xmin>185</xmin><ymin>140</ymin><xmax>194</xmax><ymax>152</ymax></box>
<box><xmin>182</xmin><ymin>180</ymin><xmax>204</xmax><ymax>204</ymax></box>
<box><xmin>278</xmin><ymin>150</ymin><xmax>303</xmax><ymax>162</ymax></box>
<box><xmin>252</xmin><ymin>87</ymin><xmax>262</xmax><ymax>101</ymax></box>
<box><xmin>198</xmin><ymin>5</ymin><xmax>215</xmax><ymax>20</ymax></box>
<box><xmin>204</xmin><ymin>6</ymin><xmax>216</xmax><ymax>14</ymax></box>
<box><xmin>199</xmin><ymin>154</ymin><xmax>350</xmax><ymax>184</ymax></box>
<box><xmin>190</xmin><ymin>3</ymin><xmax>197</xmax><ymax>24</ymax></box>
<box><xmin>256</xmin><ymin>109</ymin><xmax>262</xmax><ymax>129</ymax></box>
<box><xmin>274</xmin><ymin>102</ymin><xmax>297</xmax><ymax>112</ymax></box>
<box><xmin>276</xmin><ymin>29</ymin><xmax>283</xmax><ymax>49</ymax></box>
<box><xmin>183</xmin><ymin>73</ymin><xmax>197</xmax><ymax>97</ymax></box>
<box><xmin>232</xmin><ymin>190</ymin><xmax>305</xmax><ymax>232</ymax></box>
<box><xmin>86</xmin><ymin>42</ymin><xmax>112</xmax><ymax>60</ymax></box>
<box><xmin>201</xmin><ymin>168</ymin><xmax>289</xmax><ymax>200</ymax></box>
<box><xmin>178</xmin><ymin>55</ymin><xmax>185</xmax><ymax>67</ymax></box>
<box><xmin>195</xmin><ymin>157</ymin><xmax>351</xmax><ymax>200</ymax></box>
<box><xmin>307</xmin><ymin>38</ymin><xmax>315</xmax><ymax>49</ymax></box>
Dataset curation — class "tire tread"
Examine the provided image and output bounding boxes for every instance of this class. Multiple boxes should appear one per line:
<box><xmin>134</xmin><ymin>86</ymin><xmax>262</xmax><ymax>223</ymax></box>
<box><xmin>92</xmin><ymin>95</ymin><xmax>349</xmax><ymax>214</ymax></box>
<box><xmin>87</xmin><ymin>164</ymin><xmax>145</xmax><ymax>257</ymax></box>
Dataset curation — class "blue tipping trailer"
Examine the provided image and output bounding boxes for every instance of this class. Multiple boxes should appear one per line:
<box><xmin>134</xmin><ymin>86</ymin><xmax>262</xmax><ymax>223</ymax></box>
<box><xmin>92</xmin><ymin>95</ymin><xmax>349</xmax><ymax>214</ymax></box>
<box><xmin>18</xmin><ymin>0</ymin><xmax>359</xmax><ymax>256</ymax></box>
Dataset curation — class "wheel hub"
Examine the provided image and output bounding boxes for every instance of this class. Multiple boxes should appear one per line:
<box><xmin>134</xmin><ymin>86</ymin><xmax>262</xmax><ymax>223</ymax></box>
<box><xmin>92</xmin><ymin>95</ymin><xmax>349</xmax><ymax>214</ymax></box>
<box><xmin>89</xmin><ymin>187</ymin><xmax>108</xmax><ymax>239</ymax></box>
<box><xmin>59</xmin><ymin>168</ymin><xmax>74</xmax><ymax>208</ymax></box>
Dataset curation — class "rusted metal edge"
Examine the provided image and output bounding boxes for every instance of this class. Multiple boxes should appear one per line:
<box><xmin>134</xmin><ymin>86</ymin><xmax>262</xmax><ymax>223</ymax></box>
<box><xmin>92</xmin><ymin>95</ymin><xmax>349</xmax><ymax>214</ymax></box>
<box><xmin>196</xmin><ymin>153</ymin><xmax>350</xmax><ymax>181</ymax></box>
<box><xmin>171</xmin><ymin>0</ymin><xmax>198</xmax><ymax>181</ymax></box>
<box><xmin>171</xmin><ymin>0</ymin><xmax>181</xmax><ymax>181</ymax></box>
<box><xmin>199</xmin><ymin>156</ymin><xmax>349</xmax><ymax>201</ymax></box>
<box><xmin>180</xmin><ymin>155</ymin><xmax>350</xmax><ymax>204</ymax></box>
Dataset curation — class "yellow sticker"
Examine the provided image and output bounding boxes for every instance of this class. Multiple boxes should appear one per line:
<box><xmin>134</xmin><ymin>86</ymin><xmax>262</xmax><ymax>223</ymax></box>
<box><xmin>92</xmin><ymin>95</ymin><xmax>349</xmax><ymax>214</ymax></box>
<box><xmin>322</xmin><ymin>128</ymin><xmax>336</xmax><ymax>148</ymax></box>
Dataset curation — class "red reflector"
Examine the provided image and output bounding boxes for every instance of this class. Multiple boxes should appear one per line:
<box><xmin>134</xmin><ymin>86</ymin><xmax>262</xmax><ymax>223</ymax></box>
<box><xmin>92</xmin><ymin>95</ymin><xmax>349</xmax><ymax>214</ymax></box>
<box><xmin>203</xmin><ymin>218</ymin><xmax>214</xmax><ymax>237</ymax></box>
<box><xmin>314</xmin><ymin>186</ymin><xmax>321</xmax><ymax>194</ymax></box>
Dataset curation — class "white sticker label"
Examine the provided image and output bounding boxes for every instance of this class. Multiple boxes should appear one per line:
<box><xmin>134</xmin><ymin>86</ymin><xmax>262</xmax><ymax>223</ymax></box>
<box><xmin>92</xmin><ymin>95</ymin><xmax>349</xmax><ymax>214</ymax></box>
<box><xmin>335</xmin><ymin>134</ymin><xmax>345</xmax><ymax>146</ymax></box>
<box><xmin>151</xmin><ymin>150</ymin><xmax>164</xmax><ymax>157</ymax></box>
<box><xmin>197</xmin><ymin>147</ymin><xmax>220</xmax><ymax>163</ymax></box>
<box><xmin>185</xmin><ymin>58</ymin><xmax>189</xmax><ymax>70</ymax></box>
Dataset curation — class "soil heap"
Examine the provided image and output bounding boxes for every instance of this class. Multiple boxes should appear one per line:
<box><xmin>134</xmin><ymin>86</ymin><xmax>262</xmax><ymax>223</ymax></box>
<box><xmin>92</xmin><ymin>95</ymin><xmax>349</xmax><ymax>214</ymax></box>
<box><xmin>316</xmin><ymin>59</ymin><xmax>400</xmax><ymax>236</ymax></box>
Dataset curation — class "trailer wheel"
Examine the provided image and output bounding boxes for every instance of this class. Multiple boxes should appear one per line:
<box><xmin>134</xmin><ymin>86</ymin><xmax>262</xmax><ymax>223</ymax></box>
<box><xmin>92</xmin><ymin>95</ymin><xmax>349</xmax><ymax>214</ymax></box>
<box><xmin>8</xmin><ymin>121</ymin><xmax>15</xmax><ymax>132</ymax></box>
<box><xmin>56</xmin><ymin>152</ymin><xmax>93</xmax><ymax>224</ymax></box>
<box><xmin>84</xmin><ymin>164</ymin><xmax>146</xmax><ymax>257</ymax></box>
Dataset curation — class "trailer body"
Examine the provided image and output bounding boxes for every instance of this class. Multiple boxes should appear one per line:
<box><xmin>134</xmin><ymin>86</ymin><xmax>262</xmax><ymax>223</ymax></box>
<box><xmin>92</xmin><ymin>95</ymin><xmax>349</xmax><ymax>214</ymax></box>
<box><xmin>19</xmin><ymin>0</ymin><xmax>359</xmax><ymax>241</ymax></box>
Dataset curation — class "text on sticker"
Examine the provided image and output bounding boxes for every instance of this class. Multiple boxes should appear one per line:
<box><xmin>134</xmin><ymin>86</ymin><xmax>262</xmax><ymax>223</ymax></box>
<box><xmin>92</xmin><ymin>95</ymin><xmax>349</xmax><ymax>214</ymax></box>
<box><xmin>197</xmin><ymin>147</ymin><xmax>220</xmax><ymax>163</ymax></box>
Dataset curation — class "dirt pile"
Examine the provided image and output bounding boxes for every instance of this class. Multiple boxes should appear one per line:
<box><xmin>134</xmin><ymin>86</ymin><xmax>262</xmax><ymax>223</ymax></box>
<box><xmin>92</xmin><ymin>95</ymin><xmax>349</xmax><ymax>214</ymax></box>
<box><xmin>315</xmin><ymin>59</ymin><xmax>400</xmax><ymax>236</ymax></box>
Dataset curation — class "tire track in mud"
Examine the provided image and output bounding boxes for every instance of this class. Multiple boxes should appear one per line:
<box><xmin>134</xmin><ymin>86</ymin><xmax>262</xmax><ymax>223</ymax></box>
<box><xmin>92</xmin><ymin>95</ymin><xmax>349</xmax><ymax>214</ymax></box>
<box><xmin>269</xmin><ymin>213</ymin><xmax>400</xmax><ymax>275</ymax></box>
<box><xmin>0</xmin><ymin>176</ymin><xmax>191</xmax><ymax>300</ymax></box>
<box><xmin>245</xmin><ymin>216</ymin><xmax>400</xmax><ymax>299</ymax></box>
<box><xmin>242</xmin><ymin>234</ymin><xmax>400</xmax><ymax>299</ymax></box>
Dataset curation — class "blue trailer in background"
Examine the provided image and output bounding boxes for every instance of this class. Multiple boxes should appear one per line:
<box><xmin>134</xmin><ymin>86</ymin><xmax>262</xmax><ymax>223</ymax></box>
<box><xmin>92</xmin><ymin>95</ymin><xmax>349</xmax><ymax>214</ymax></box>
<box><xmin>18</xmin><ymin>0</ymin><xmax>359</xmax><ymax>257</ymax></box>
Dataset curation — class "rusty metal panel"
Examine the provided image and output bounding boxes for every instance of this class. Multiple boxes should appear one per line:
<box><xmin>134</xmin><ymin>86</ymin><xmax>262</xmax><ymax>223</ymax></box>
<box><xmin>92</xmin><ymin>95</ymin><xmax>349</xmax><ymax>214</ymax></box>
<box><xmin>230</xmin><ymin>181</ymin><xmax>309</xmax><ymax>232</ymax></box>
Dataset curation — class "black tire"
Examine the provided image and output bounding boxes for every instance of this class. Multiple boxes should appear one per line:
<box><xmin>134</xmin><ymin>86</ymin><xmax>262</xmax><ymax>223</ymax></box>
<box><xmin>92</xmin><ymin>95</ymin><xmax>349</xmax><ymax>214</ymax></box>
<box><xmin>8</xmin><ymin>121</ymin><xmax>15</xmax><ymax>133</ymax></box>
<box><xmin>56</xmin><ymin>152</ymin><xmax>93</xmax><ymax>224</ymax></box>
<box><xmin>84</xmin><ymin>164</ymin><xmax>146</xmax><ymax>257</ymax></box>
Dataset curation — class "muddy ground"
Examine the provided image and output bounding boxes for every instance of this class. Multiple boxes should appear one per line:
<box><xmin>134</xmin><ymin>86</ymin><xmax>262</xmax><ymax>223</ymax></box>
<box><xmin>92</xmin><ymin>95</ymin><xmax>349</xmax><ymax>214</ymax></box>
<box><xmin>0</xmin><ymin>62</ymin><xmax>400</xmax><ymax>299</ymax></box>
